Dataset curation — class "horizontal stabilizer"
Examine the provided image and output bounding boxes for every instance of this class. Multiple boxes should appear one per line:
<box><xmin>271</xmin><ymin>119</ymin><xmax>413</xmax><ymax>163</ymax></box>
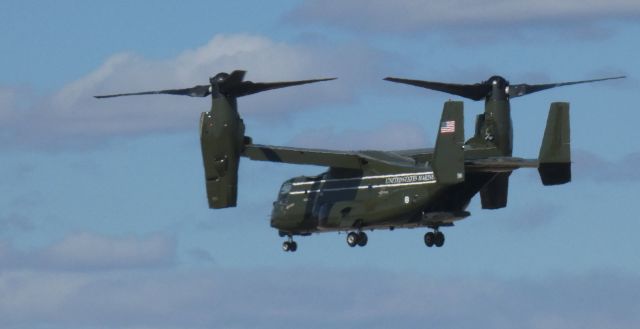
<box><xmin>465</xmin><ymin>157</ymin><xmax>537</xmax><ymax>172</ymax></box>
<box><xmin>539</xmin><ymin>102</ymin><xmax>571</xmax><ymax>185</ymax></box>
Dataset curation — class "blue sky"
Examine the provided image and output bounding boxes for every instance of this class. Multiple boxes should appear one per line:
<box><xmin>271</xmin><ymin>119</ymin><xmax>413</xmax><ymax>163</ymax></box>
<box><xmin>1</xmin><ymin>1</ymin><xmax>639</xmax><ymax>328</ymax></box>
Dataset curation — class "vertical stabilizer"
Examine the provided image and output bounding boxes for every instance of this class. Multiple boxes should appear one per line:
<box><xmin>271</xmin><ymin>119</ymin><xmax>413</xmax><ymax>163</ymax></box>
<box><xmin>480</xmin><ymin>172</ymin><xmax>511</xmax><ymax>209</ymax></box>
<box><xmin>538</xmin><ymin>102</ymin><xmax>571</xmax><ymax>185</ymax></box>
<box><xmin>433</xmin><ymin>101</ymin><xmax>465</xmax><ymax>184</ymax></box>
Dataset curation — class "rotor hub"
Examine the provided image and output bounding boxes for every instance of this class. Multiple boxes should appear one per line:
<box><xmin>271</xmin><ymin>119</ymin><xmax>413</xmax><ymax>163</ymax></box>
<box><xmin>488</xmin><ymin>76</ymin><xmax>508</xmax><ymax>88</ymax></box>
<box><xmin>487</xmin><ymin>76</ymin><xmax>509</xmax><ymax>98</ymax></box>
<box><xmin>211</xmin><ymin>73</ymin><xmax>230</xmax><ymax>85</ymax></box>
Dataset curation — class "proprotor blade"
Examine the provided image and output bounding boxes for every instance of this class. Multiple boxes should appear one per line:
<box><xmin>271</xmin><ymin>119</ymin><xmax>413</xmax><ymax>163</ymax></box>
<box><xmin>95</xmin><ymin>71</ymin><xmax>337</xmax><ymax>99</ymax></box>
<box><xmin>384</xmin><ymin>77</ymin><xmax>491</xmax><ymax>101</ymax></box>
<box><xmin>508</xmin><ymin>76</ymin><xmax>626</xmax><ymax>98</ymax></box>
<box><xmin>222</xmin><ymin>70</ymin><xmax>246</xmax><ymax>86</ymax></box>
<box><xmin>223</xmin><ymin>77</ymin><xmax>337</xmax><ymax>98</ymax></box>
<box><xmin>94</xmin><ymin>85</ymin><xmax>211</xmax><ymax>99</ymax></box>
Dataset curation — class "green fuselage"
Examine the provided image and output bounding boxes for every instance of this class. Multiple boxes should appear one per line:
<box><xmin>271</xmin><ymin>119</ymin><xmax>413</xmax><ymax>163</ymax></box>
<box><xmin>271</xmin><ymin>169</ymin><xmax>436</xmax><ymax>234</ymax></box>
<box><xmin>270</xmin><ymin>165</ymin><xmax>496</xmax><ymax>236</ymax></box>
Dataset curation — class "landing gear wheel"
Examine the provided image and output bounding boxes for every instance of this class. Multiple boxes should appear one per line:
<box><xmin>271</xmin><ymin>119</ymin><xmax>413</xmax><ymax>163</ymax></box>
<box><xmin>357</xmin><ymin>232</ymin><xmax>368</xmax><ymax>247</ymax></box>
<box><xmin>282</xmin><ymin>239</ymin><xmax>298</xmax><ymax>252</ymax></box>
<box><xmin>424</xmin><ymin>232</ymin><xmax>435</xmax><ymax>247</ymax></box>
<box><xmin>434</xmin><ymin>232</ymin><xmax>445</xmax><ymax>247</ymax></box>
<box><xmin>347</xmin><ymin>232</ymin><xmax>359</xmax><ymax>247</ymax></box>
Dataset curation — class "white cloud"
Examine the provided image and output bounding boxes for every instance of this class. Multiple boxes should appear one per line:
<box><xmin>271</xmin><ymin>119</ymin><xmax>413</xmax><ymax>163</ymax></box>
<box><xmin>0</xmin><ymin>232</ymin><xmax>176</xmax><ymax>271</ymax></box>
<box><xmin>287</xmin><ymin>0</ymin><xmax>640</xmax><ymax>35</ymax></box>
<box><xmin>0</xmin><ymin>268</ymin><xmax>637</xmax><ymax>329</ymax></box>
<box><xmin>0</xmin><ymin>34</ymin><xmax>392</xmax><ymax>150</ymax></box>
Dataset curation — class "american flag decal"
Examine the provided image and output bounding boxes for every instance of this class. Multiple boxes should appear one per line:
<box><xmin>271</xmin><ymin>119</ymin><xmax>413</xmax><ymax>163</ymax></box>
<box><xmin>440</xmin><ymin>120</ymin><xmax>455</xmax><ymax>133</ymax></box>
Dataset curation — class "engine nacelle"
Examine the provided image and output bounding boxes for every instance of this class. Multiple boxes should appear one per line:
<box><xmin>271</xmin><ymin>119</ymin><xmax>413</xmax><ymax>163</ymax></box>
<box><xmin>199</xmin><ymin>102</ymin><xmax>245</xmax><ymax>209</ymax></box>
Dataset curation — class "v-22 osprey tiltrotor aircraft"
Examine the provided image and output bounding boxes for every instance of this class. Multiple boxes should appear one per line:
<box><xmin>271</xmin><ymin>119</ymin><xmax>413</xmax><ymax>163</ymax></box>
<box><xmin>96</xmin><ymin>71</ymin><xmax>624</xmax><ymax>252</ymax></box>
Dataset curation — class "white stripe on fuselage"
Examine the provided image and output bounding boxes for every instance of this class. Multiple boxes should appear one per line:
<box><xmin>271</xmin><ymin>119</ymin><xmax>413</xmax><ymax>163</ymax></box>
<box><xmin>288</xmin><ymin>179</ymin><xmax>437</xmax><ymax>195</ymax></box>
<box><xmin>291</xmin><ymin>171</ymin><xmax>434</xmax><ymax>186</ymax></box>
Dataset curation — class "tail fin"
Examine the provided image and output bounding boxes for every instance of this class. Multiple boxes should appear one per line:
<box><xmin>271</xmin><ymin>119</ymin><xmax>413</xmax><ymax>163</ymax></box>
<box><xmin>538</xmin><ymin>102</ymin><xmax>571</xmax><ymax>185</ymax></box>
<box><xmin>433</xmin><ymin>101</ymin><xmax>465</xmax><ymax>184</ymax></box>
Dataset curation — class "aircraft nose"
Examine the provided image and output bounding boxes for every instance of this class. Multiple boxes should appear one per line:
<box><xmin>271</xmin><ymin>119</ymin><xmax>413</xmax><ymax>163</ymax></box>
<box><xmin>270</xmin><ymin>205</ymin><xmax>284</xmax><ymax>229</ymax></box>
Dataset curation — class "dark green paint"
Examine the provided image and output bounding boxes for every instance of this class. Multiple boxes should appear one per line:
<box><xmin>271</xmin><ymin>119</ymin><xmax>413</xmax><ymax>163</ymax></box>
<box><xmin>200</xmin><ymin>96</ymin><xmax>244</xmax><ymax>208</ymax></box>
<box><xmin>94</xmin><ymin>72</ymin><xmax>624</xmax><ymax>250</ymax></box>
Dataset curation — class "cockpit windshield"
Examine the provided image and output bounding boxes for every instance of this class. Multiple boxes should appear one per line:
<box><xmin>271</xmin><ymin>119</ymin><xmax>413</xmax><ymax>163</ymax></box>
<box><xmin>279</xmin><ymin>182</ymin><xmax>292</xmax><ymax>195</ymax></box>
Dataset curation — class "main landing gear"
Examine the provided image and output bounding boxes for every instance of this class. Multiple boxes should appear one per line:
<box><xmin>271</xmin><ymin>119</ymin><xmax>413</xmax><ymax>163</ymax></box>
<box><xmin>424</xmin><ymin>230</ymin><xmax>445</xmax><ymax>248</ymax></box>
<box><xmin>346</xmin><ymin>231</ymin><xmax>368</xmax><ymax>247</ymax></box>
<box><xmin>282</xmin><ymin>237</ymin><xmax>298</xmax><ymax>252</ymax></box>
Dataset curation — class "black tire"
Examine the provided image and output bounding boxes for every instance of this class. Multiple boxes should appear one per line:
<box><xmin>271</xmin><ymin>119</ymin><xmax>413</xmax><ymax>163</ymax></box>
<box><xmin>357</xmin><ymin>232</ymin><xmax>368</xmax><ymax>247</ymax></box>
<box><xmin>347</xmin><ymin>232</ymin><xmax>359</xmax><ymax>247</ymax></box>
<box><xmin>434</xmin><ymin>232</ymin><xmax>445</xmax><ymax>247</ymax></box>
<box><xmin>290</xmin><ymin>241</ymin><xmax>298</xmax><ymax>252</ymax></box>
<box><xmin>282</xmin><ymin>241</ymin><xmax>291</xmax><ymax>252</ymax></box>
<box><xmin>424</xmin><ymin>232</ymin><xmax>435</xmax><ymax>247</ymax></box>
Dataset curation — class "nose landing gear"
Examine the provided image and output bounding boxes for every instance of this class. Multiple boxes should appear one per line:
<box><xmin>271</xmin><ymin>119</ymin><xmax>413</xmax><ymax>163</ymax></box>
<box><xmin>346</xmin><ymin>231</ymin><xmax>368</xmax><ymax>247</ymax></box>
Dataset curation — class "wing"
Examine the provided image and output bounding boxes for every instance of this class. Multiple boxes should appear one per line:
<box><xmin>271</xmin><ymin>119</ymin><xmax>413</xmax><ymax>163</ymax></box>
<box><xmin>242</xmin><ymin>144</ymin><xmax>416</xmax><ymax>169</ymax></box>
<box><xmin>244</xmin><ymin>145</ymin><xmax>538</xmax><ymax>172</ymax></box>
<box><xmin>393</xmin><ymin>148</ymin><xmax>435</xmax><ymax>163</ymax></box>
<box><xmin>243</xmin><ymin>144</ymin><xmax>364</xmax><ymax>168</ymax></box>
